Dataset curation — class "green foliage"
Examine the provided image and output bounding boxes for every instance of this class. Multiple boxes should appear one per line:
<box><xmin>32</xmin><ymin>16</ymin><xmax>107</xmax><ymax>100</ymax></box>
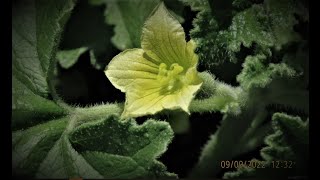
<box><xmin>12</xmin><ymin>1</ymin><xmax>176</xmax><ymax>178</ymax></box>
<box><xmin>189</xmin><ymin>53</ymin><xmax>308</xmax><ymax>178</ymax></box>
<box><xmin>12</xmin><ymin>0</ymin><xmax>74</xmax><ymax>129</ymax></box>
<box><xmin>187</xmin><ymin>0</ymin><xmax>308</xmax><ymax>173</ymax></box>
<box><xmin>56</xmin><ymin>47</ymin><xmax>103</xmax><ymax>70</ymax></box>
<box><xmin>189</xmin><ymin>0</ymin><xmax>308</xmax><ymax>69</ymax></box>
<box><xmin>12</xmin><ymin>76</ymin><xmax>66</xmax><ymax>129</ymax></box>
<box><xmin>12</xmin><ymin>118</ymin><xmax>68</xmax><ymax>176</ymax></box>
<box><xmin>189</xmin><ymin>92</ymin><xmax>275</xmax><ymax>178</ymax></box>
<box><xmin>12</xmin><ymin>0</ymin><xmax>309</xmax><ymax>179</ymax></box>
<box><xmin>237</xmin><ymin>54</ymin><xmax>296</xmax><ymax>90</ymax></box>
<box><xmin>178</xmin><ymin>0</ymin><xmax>208</xmax><ymax>11</ymax></box>
<box><xmin>69</xmin><ymin>115</ymin><xmax>175</xmax><ymax>178</ymax></box>
<box><xmin>224</xmin><ymin>113</ymin><xmax>308</xmax><ymax>179</ymax></box>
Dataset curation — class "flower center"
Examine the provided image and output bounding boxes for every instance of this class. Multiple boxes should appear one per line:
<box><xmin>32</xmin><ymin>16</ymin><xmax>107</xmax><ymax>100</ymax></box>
<box><xmin>157</xmin><ymin>63</ymin><xmax>184</xmax><ymax>93</ymax></box>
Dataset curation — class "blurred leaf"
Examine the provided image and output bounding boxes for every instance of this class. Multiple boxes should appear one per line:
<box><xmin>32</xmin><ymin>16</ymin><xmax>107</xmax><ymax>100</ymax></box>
<box><xmin>57</xmin><ymin>47</ymin><xmax>88</xmax><ymax>69</ymax></box>
<box><xmin>56</xmin><ymin>47</ymin><xmax>104</xmax><ymax>70</ymax></box>
<box><xmin>178</xmin><ymin>0</ymin><xmax>208</xmax><ymax>11</ymax></box>
<box><xmin>60</xmin><ymin>0</ymin><xmax>118</xmax><ymax>70</ymax></box>
<box><xmin>189</xmin><ymin>109</ymin><xmax>265</xmax><ymax>178</ymax></box>
<box><xmin>224</xmin><ymin>113</ymin><xmax>309</xmax><ymax>179</ymax></box>
<box><xmin>91</xmin><ymin>0</ymin><xmax>184</xmax><ymax>50</ymax></box>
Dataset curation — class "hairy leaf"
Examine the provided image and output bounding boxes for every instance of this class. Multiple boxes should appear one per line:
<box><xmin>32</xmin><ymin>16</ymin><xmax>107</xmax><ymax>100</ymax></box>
<box><xmin>224</xmin><ymin>113</ymin><xmax>308</xmax><ymax>179</ymax></box>
<box><xmin>69</xmin><ymin>115</ymin><xmax>176</xmax><ymax>178</ymax></box>
<box><xmin>12</xmin><ymin>0</ymin><xmax>176</xmax><ymax>179</ymax></box>
<box><xmin>237</xmin><ymin>54</ymin><xmax>296</xmax><ymax>90</ymax></box>
<box><xmin>190</xmin><ymin>0</ymin><xmax>308</xmax><ymax>67</ymax></box>
<box><xmin>12</xmin><ymin>118</ymin><xmax>68</xmax><ymax>177</ymax></box>
<box><xmin>12</xmin><ymin>0</ymin><xmax>74</xmax><ymax>129</ymax></box>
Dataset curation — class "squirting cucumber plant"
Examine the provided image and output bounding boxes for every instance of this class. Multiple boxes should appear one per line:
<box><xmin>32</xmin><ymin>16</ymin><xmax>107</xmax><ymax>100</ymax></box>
<box><xmin>12</xmin><ymin>0</ymin><xmax>308</xmax><ymax>179</ymax></box>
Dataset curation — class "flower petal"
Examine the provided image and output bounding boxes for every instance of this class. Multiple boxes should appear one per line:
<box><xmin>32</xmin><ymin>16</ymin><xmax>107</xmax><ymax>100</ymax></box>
<box><xmin>121</xmin><ymin>78</ymin><xmax>202</xmax><ymax>118</ymax></box>
<box><xmin>141</xmin><ymin>2</ymin><xmax>196</xmax><ymax>69</ymax></box>
<box><xmin>105</xmin><ymin>49</ymin><xmax>160</xmax><ymax>92</ymax></box>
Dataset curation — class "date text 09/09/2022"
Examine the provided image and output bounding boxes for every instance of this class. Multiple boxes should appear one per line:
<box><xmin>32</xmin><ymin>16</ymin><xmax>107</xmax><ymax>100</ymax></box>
<box><xmin>220</xmin><ymin>160</ymin><xmax>296</xmax><ymax>169</ymax></box>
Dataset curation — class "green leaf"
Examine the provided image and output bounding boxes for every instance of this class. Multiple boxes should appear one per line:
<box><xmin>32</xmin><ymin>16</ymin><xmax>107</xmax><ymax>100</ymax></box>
<box><xmin>92</xmin><ymin>0</ymin><xmax>184</xmax><ymax>50</ymax></box>
<box><xmin>36</xmin><ymin>135</ymin><xmax>104</xmax><ymax>178</ymax></box>
<box><xmin>105</xmin><ymin>3</ymin><xmax>202</xmax><ymax>118</ymax></box>
<box><xmin>224</xmin><ymin>113</ymin><xmax>309</xmax><ymax>179</ymax></box>
<box><xmin>178</xmin><ymin>0</ymin><xmax>208</xmax><ymax>11</ymax></box>
<box><xmin>12</xmin><ymin>0</ymin><xmax>75</xmax><ymax>129</ymax></box>
<box><xmin>265</xmin><ymin>0</ymin><xmax>308</xmax><ymax>49</ymax></box>
<box><xmin>12</xmin><ymin>76</ymin><xmax>66</xmax><ymax>129</ymax></box>
<box><xmin>220</xmin><ymin>4</ymin><xmax>274</xmax><ymax>53</ymax></box>
<box><xmin>13</xmin><ymin>0</ymin><xmax>174</xmax><ymax>178</ymax></box>
<box><xmin>220</xmin><ymin>0</ymin><xmax>307</xmax><ymax>52</ymax></box>
<box><xmin>190</xmin><ymin>0</ymin><xmax>308</xmax><ymax>67</ymax></box>
<box><xmin>13</xmin><ymin>104</ymin><xmax>175</xmax><ymax>178</ymax></box>
<box><xmin>69</xmin><ymin>115</ymin><xmax>176</xmax><ymax>179</ymax></box>
<box><xmin>190</xmin><ymin>8</ymin><xmax>236</xmax><ymax>67</ymax></box>
<box><xmin>237</xmin><ymin>54</ymin><xmax>296</xmax><ymax>90</ymax></box>
<box><xmin>82</xmin><ymin>151</ymin><xmax>148</xmax><ymax>178</ymax></box>
<box><xmin>89</xmin><ymin>50</ymin><xmax>103</xmax><ymax>70</ymax></box>
<box><xmin>57</xmin><ymin>47</ymin><xmax>88</xmax><ymax>69</ymax></box>
<box><xmin>12</xmin><ymin>118</ymin><xmax>68</xmax><ymax>177</ymax></box>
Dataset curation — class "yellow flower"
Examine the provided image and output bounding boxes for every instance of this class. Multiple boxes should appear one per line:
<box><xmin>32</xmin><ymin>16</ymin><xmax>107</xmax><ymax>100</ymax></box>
<box><xmin>105</xmin><ymin>2</ymin><xmax>202</xmax><ymax>118</ymax></box>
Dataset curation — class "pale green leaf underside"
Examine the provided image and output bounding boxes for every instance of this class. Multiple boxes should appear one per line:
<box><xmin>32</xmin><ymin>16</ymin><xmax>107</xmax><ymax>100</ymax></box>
<box><xmin>57</xmin><ymin>47</ymin><xmax>88</xmax><ymax>69</ymax></box>
<box><xmin>56</xmin><ymin>47</ymin><xmax>103</xmax><ymax>70</ymax></box>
